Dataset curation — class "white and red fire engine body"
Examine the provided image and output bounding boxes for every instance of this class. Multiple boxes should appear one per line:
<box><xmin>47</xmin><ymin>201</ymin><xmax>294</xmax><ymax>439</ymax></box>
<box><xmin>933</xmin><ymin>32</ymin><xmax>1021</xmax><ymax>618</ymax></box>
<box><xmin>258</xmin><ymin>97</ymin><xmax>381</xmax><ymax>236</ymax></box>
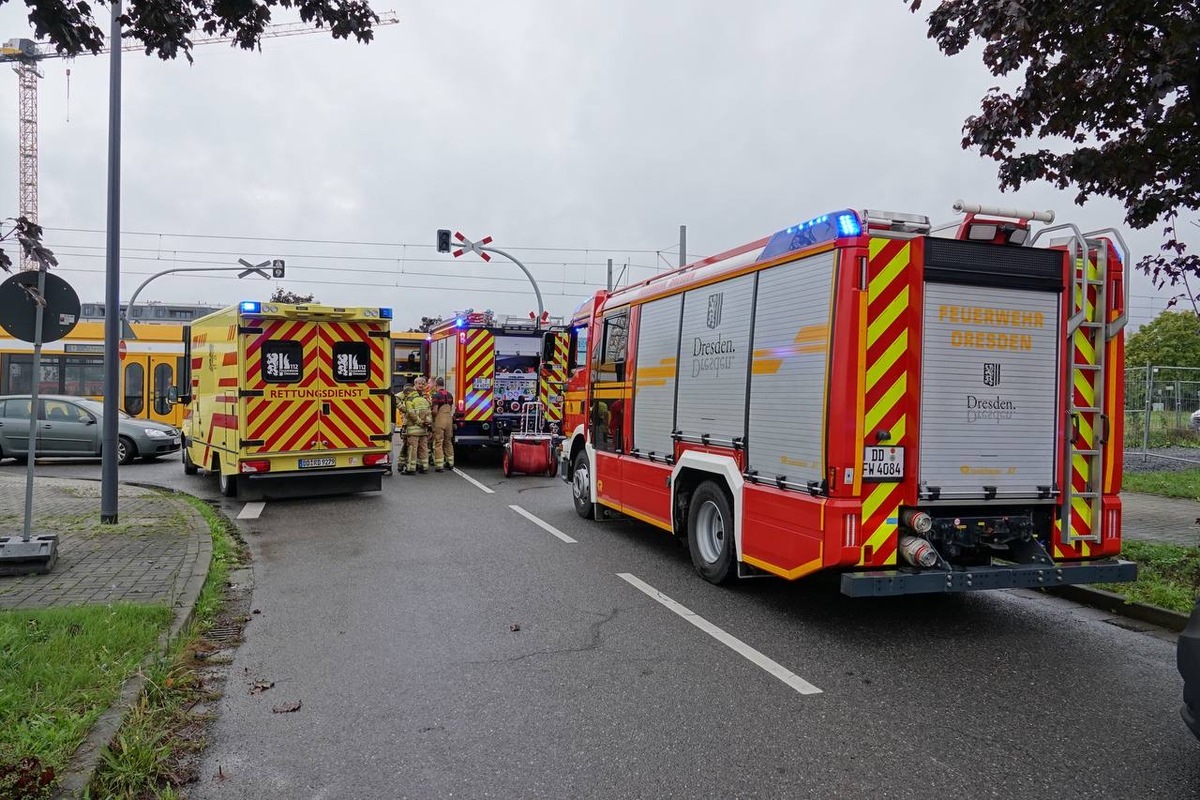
<box><xmin>559</xmin><ymin>203</ymin><xmax>1136</xmax><ymax>595</ymax></box>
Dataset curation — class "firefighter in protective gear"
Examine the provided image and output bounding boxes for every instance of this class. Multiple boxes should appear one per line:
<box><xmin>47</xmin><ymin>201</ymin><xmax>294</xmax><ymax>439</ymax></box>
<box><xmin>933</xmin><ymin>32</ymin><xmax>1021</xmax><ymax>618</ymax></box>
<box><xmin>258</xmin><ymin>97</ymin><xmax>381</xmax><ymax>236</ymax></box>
<box><xmin>402</xmin><ymin>382</ymin><xmax>432</xmax><ymax>474</ymax></box>
<box><xmin>430</xmin><ymin>376</ymin><xmax>455</xmax><ymax>472</ymax></box>
<box><xmin>415</xmin><ymin>376</ymin><xmax>434</xmax><ymax>469</ymax></box>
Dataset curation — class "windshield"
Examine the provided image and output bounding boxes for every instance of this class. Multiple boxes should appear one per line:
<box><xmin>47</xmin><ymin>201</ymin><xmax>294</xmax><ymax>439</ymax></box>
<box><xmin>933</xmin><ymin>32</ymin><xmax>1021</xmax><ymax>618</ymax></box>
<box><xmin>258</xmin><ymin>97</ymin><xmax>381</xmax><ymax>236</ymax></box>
<box><xmin>75</xmin><ymin>398</ymin><xmax>131</xmax><ymax>419</ymax></box>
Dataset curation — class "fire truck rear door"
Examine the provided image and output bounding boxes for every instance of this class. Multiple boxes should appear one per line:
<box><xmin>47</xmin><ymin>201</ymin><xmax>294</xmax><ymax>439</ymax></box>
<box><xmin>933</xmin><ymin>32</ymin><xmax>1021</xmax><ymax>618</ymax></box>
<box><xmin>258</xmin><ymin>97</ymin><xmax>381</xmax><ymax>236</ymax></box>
<box><xmin>917</xmin><ymin>239</ymin><xmax>1064</xmax><ymax>500</ymax></box>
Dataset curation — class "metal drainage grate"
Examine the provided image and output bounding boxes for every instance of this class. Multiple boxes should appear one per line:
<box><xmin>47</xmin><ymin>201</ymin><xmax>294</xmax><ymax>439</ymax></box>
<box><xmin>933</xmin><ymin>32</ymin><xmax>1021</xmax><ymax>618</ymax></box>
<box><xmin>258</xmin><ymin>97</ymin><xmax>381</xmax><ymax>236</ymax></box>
<box><xmin>205</xmin><ymin>625</ymin><xmax>243</xmax><ymax>643</ymax></box>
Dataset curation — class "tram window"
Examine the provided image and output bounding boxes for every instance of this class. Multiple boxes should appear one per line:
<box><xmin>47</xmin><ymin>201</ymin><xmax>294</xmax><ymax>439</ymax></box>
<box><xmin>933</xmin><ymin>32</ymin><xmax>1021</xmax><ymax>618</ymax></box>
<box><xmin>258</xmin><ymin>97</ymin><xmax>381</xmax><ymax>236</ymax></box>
<box><xmin>153</xmin><ymin>363</ymin><xmax>173</xmax><ymax>415</ymax></box>
<box><xmin>124</xmin><ymin>363</ymin><xmax>145</xmax><ymax>416</ymax></box>
<box><xmin>63</xmin><ymin>357</ymin><xmax>105</xmax><ymax>397</ymax></box>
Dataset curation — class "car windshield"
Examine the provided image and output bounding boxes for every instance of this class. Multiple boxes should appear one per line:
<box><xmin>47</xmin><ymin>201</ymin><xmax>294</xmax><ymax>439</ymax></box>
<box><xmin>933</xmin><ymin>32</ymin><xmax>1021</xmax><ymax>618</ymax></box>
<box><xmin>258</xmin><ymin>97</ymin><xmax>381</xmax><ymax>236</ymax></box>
<box><xmin>75</xmin><ymin>399</ymin><xmax>131</xmax><ymax>420</ymax></box>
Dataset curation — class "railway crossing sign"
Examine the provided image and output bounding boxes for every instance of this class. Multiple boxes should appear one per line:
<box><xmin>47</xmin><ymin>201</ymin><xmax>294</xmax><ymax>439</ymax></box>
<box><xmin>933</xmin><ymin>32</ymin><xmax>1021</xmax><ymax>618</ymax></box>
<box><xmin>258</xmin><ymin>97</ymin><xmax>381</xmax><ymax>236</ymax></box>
<box><xmin>451</xmin><ymin>232</ymin><xmax>493</xmax><ymax>262</ymax></box>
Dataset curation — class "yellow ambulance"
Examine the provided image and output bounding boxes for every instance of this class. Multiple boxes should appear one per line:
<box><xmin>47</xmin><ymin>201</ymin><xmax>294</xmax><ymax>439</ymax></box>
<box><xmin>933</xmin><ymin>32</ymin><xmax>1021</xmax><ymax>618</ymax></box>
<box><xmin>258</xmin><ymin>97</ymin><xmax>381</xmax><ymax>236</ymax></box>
<box><xmin>180</xmin><ymin>301</ymin><xmax>394</xmax><ymax>499</ymax></box>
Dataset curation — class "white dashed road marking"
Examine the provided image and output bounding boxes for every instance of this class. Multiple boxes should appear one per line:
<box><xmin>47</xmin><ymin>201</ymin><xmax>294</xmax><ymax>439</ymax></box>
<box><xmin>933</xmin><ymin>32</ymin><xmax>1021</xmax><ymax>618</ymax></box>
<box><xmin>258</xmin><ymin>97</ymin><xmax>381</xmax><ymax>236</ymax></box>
<box><xmin>238</xmin><ymin>501</ymin><xmax>266</xmax><ymax>520</ymax></box>
<box><xmin>453</xmin><ymin>468</ymin><xmax>495</xmax><ymax>494</ymax></box>
<box><xmin>616</xmin><ymin>572</ymin><xmax>823</xmax><ymax>696</ymax></box>
<box><xmin>509</xmin><ymin>504</ymin><xmax>577</xmax><ymax>544</ymax></box>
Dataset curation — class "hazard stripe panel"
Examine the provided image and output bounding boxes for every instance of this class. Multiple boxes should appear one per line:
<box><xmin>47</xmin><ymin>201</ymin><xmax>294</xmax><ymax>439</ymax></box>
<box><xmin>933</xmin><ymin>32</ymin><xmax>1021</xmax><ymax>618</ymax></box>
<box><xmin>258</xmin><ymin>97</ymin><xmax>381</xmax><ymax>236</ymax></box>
<box><xmin>462</xmin><ymin>330</ymin><xmax>495</xmax><ymax>422</ymax></box>
<box><xmin>242</xmin><ymin>319</ymin><xmax>321</xmax><ymax>454</ymax></box>
<box><xmin>540</xmin><ymin>332</ymin><xmax>570</xmax><ymax>423</ymax></box>
<box><xmin>859</xmin><ymin>238</ymin><xmax>915</xmax><ymax>567</ymax></box>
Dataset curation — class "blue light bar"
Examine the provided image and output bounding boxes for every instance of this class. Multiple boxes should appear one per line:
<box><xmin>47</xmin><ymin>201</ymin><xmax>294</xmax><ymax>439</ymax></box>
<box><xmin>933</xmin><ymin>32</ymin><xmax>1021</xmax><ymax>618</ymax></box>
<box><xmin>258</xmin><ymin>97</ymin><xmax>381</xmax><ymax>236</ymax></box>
<box><xmin>239</xmin><ymin>301</ymin><xmax>261</xmax><ymax>314</ymax></box>
<box><xmin>758</xmin><ymin>209</ymin><xmax>862</xmax><ymax>262</ymax></box>
<box><xmin>455</xmin><ymin>317</ymin><xmax>466</xmax><ymax>328</ymax></box>
<box><xmin>379</xmin><ymin>307</ymin><xmax>393</xmax><ymax>319</ymax></box>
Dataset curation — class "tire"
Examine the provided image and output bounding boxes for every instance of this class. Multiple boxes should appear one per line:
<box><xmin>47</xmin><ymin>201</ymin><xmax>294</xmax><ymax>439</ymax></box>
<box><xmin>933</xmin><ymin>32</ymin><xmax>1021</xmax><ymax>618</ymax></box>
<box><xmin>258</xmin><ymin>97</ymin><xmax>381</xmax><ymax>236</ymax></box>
<box><xmin>502</xmin><ymin>448</ymin><xmax>514</xmax><ymax>477</ymax></box>
<box><xmin>687</xmin><ymin>481</ymin><xmax>736</xmax><ymax>585</ymax></box>
<box><xmin>571</xmin><ymin>449</ymin><xmax>595</xmax><ymax>520</ymax></box>
<box><xmin>117</xmin><ymin>436</ymin><xmax>137</xmax><ymax>466</ymax></box>
<box><xmin>182</xmin><ymin>445</ymin><xmax>198</xmax><ymax>475</ymax></box>
<box><xmin>218</xmin><ymin>468</ymin><xmax>238</xmax><ymax>498</ymax></box>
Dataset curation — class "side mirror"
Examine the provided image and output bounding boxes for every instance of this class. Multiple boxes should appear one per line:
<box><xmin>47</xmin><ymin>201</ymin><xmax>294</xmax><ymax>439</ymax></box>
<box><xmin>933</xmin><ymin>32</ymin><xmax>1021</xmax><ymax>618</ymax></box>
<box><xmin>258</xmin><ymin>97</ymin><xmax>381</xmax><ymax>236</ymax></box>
<box><xmin>541</xmin><ymin>333</ymin><xmax>556</xmax><ymax>365</ymax></box>
<box><xmin>166</xmin><ymin>387</ymin><xmax>179</xmax><ymax>405</ymax></box>
<box><xmin>84</xmin><ymin>415</ymin><xmax>97</xmax><ymax>426</ymax></box>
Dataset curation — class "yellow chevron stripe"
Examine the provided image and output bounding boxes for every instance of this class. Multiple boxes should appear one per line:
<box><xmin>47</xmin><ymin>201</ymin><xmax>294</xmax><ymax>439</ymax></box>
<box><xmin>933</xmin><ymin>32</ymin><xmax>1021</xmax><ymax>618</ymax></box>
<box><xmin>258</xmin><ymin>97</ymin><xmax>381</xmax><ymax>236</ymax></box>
<box><xmin>861</xmin><ymin>480</ymin><xmax>893</xmax><ymax>522</ymax></box>
<box><xmin>865</xmin><ymin>330</ymin><xmax>908</xmax><ymax>387</ymax></box>
<box><xmin>867</xmin><ymin>287</ymin><xmax>909</xmax><ymax>345</ymax></box>
<box><xmin>868</xmin><ymin>244</ymin><xmax>910</xmax><ymax>304</ymax></box>
<box><xmin>865</xmin><ymin>373</ymin><xmax>907</xmax><ymax>432</ymax></box>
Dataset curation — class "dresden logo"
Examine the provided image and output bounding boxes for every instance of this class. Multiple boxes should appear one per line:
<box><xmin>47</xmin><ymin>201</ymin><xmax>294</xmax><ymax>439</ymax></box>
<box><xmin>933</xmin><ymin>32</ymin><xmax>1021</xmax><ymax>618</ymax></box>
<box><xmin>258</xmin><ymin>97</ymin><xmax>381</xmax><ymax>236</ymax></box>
<box><xmin>706</xmin><ymin>292</ymin><xmax>723</xmax><ymax>329</ymax></box>
<box><xmin>983</xmin><ymin>362</ymin><xmax>1001</xmax><ymax>387</ymax></box>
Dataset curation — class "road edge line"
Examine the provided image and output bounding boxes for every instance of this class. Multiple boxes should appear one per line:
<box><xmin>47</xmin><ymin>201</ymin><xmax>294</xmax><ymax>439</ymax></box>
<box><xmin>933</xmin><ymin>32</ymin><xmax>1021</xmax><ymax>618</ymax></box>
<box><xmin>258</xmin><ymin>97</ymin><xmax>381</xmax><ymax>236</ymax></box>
<box><xmin>452</xmin><ymin>468</ymin><xmax>495</xmax><ymax>494</ymax></box>
<box><xmin>509</xmin><ymin>504</ymin><xmax>577</xmax><ymax>543</ymax></box>
<box><xmin>616</xmin><ymin>572</ymin><xmax>822</xmax><ymax>696</ymax></box>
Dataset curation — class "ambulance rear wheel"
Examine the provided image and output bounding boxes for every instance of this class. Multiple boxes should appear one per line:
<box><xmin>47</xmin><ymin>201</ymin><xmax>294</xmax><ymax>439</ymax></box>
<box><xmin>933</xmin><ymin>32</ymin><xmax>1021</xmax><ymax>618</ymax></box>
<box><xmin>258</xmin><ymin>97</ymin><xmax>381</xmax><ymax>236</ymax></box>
<box><xmin>218</xmin><ymin>469</ymin><xmax>238</xmax><ymax>498</ymax></box>
<box><xmin>182</xmin><ymin>446</ymin><xmax>198</xmax><ymax>476</ymax></box>
<box><xmin>688</xmin><ymin>481</ymin><xmax>735</xmax><ymax>585</ymax></box>
<box><xmin>571</xmin><ymin>450</ymin><xmax>594</xmax><ymax>520</ymax></box>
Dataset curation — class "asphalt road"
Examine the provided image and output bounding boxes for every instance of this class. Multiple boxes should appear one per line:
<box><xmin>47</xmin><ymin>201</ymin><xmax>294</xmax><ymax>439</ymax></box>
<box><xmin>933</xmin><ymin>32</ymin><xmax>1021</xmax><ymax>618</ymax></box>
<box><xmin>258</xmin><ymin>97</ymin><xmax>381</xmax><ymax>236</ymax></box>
<box><xmin>6</xmin><ymin>452</ymin><xmax>1199</xmax><ymax>799</ymax></box>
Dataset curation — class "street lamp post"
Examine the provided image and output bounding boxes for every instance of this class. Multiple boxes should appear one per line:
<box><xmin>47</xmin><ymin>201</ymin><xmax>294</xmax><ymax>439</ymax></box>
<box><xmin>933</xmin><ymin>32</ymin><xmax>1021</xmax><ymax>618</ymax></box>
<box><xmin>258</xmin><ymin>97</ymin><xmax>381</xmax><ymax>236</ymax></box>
<box><xmin>100</xmin><ymin>0</ymin><xmax>122</xmax><ymax>523</ymax></box>
<box><xmin>119</xmin><ymin>259</ymin><xmax>281</xmax><ymax>339</ymax></box>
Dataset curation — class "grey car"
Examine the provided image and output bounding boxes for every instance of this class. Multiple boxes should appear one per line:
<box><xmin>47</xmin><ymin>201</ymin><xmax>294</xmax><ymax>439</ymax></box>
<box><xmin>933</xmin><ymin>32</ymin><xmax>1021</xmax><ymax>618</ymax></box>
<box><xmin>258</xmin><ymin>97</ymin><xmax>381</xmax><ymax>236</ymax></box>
<box><xmin>0</xmin><ymin>395</ymin><xmax>181</xmax><ymax>465</ymax></box>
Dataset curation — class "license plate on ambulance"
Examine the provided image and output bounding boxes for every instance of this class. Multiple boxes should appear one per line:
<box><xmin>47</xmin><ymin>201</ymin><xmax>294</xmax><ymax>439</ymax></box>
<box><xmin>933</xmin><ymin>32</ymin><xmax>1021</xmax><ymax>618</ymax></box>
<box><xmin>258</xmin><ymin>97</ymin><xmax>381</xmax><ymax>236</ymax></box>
<box><xmin>863</xmin><ymin>447</ymin><xmax>904</xmax><ymax>480</ymax></box>
<box><xmin>298</xmin><ymin>457</ymin><xmax>335</xmax><ymax>469</ymax></box>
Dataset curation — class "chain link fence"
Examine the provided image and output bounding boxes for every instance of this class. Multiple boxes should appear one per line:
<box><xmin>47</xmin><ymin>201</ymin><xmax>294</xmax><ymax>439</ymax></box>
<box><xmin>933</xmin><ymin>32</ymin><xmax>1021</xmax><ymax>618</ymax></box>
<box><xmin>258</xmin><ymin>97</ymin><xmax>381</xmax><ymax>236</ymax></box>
<box><xmin>1125</xmin><ymin>364</ymin><xmax>1200</xmax><ymax>464</ymax></box>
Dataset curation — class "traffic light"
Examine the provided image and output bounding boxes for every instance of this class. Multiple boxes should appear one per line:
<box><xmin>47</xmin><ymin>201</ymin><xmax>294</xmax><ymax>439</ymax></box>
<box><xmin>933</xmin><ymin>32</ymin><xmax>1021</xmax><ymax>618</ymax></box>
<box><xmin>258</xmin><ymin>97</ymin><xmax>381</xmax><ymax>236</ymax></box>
<box><xmin>436</xmin><ymin>229</ymin><xmax>452</xmax><ymax>253</ymax></box>
<box><xmin>270</xmin><ymin>259</ymin><xmax>286</xmax><ymax>278</ymax></box>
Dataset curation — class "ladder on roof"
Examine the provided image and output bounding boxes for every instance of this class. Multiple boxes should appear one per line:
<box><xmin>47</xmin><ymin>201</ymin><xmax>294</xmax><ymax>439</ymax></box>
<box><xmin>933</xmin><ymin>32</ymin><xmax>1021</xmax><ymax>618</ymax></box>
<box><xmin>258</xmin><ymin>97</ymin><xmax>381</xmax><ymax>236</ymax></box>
<box><xmin>1061</xmin><ymin>241</ymin><xmax>1109</xmax><ymax>546</ymax></box>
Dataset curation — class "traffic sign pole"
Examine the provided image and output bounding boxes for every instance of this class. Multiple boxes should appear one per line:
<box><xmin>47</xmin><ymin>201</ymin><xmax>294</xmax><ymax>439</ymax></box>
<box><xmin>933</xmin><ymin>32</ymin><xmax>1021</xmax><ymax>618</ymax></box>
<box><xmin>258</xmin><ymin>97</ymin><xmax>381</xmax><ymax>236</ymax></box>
<box><xmin>21</xmin><ymin>265</ymin><xmax>46</xmax><ymax>543</ymax></box>
<box><xmin>0</xmin><ymin>262</ymin><xmax>60</xmax><ymax>574</ymax></box>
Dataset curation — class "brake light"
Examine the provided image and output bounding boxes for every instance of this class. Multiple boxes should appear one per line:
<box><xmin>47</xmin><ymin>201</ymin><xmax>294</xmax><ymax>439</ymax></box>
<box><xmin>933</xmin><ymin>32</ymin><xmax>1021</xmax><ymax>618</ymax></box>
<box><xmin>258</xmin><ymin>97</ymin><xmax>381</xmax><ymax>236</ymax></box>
<box><xmin>240</xmin><ymin>460</ymin><xmax>271</xmax><ymax>474</ymax></box>
<box><xmin>364</xmin><ymin>453</ymin><xmax>390</xmax><ymax>467</ymax></box>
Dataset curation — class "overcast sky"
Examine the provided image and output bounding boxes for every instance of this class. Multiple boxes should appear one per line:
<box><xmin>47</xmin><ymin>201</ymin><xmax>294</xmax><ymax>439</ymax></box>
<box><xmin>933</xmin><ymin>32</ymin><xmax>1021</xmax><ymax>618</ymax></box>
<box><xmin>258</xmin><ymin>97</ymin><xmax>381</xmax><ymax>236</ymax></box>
<box><xmin>0</xmin><ymin>0</ymin><xmax>1188</xmax><ymax>330</ymax></box>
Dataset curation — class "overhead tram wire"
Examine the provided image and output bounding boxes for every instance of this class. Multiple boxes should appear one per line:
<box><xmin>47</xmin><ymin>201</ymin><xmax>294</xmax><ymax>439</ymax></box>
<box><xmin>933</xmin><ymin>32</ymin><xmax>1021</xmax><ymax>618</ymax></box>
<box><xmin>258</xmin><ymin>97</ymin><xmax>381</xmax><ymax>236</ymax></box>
<box><xmin>43</xmin><ymin>225</ymin><xmax>672</xmax><ymax>255</ymax></box>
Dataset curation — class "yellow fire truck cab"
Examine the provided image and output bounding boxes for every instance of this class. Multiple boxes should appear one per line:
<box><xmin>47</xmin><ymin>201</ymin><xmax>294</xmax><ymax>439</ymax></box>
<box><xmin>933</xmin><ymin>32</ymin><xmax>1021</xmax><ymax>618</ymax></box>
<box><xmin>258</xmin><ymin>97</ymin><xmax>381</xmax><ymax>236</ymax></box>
<box><xmin>180</xmin><ymin>301</ymin><xmax>394</xmax><ymax>499</ymax></box>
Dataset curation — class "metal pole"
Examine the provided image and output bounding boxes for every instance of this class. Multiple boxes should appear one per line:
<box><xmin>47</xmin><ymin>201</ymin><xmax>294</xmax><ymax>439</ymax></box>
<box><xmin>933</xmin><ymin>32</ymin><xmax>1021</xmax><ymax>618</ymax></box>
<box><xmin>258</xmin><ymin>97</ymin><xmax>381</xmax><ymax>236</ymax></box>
<box><xmin>606</xmin><ymin>258</ymin><xmax>613</xmax><ymax>292</ymax></box>
<box><xmin>122</xmin><ymin>263</ymin><xmax>272</xmax><ymax>339</ymax></box>
<box><xmin>479</xmin><ymin>245</ymin><xmax>544</xmax><ymax>325</ymax></box>
<box><xmin>20</xmin><ymin>265</ymin><xmax>46</xmax><ymax>542</ymax></box>
<box><xmin>679</xmin><ymin>225</ymin><xmax>686</xmax><ymax>268</ymax></box>
<box><xmin>101</xmin><ymin>1</ymin><xmax>122</xmax><ymax>524</ymax></box>
<box><xmin>1142</xmin><ymin>363</ymin><xmax>1151</xmax><ymax>463</ymax></box>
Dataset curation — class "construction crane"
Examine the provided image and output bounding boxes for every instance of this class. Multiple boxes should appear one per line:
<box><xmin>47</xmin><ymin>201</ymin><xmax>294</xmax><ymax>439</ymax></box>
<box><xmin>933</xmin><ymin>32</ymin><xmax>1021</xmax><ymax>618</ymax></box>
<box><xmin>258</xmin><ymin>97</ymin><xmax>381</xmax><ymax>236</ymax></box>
<box><xmin>0</xmin><ymin>12</ymin><xmax>400</xmax><ymax>268</ymax></box>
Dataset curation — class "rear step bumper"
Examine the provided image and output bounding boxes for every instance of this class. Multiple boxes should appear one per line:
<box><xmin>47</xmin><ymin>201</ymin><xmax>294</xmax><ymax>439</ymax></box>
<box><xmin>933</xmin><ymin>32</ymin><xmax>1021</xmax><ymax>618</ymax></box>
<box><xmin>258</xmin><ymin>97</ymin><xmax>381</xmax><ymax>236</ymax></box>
<box><xmin>840</xmin><ymin>558</ymin><xmax>1137</xmax><ymax>597</ymax></box>
<box><xmin>240</xmin><ymin>467</ymin><xmax>386</xmax><ymax>500</ymax></box>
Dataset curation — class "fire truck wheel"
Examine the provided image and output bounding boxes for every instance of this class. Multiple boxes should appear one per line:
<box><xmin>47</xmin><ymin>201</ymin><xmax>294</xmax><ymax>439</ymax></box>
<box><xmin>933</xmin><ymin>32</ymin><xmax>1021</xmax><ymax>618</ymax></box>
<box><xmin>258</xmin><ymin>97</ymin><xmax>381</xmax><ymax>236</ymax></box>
<box><xmin>182</xmin><ymin>445</ymin><xmax>199</xmax><ymax>475</ymax></box>
<box><xmin>687</xmin><ymin>481</ymin><xmax>735</xmax><ymax>584</ymax></box>
<box><xmin>218</xmin><ymin>469</ymin><xmax>239</xmax><ymax>498</ymax></box>
<box><xmin>502</xmin><ymin>448</ymin><xmax>514</xmax><ymax>477</ymax></box>
<box><xmin>571</xmin><ymin>450</ymin><xmax>595</xmax><ymax>520</ymax></box>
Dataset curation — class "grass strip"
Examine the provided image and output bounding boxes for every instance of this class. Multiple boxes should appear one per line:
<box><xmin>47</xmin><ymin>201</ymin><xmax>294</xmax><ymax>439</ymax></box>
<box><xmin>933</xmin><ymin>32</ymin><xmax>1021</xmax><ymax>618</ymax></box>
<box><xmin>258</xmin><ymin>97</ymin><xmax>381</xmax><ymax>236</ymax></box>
<box><xmin>1123</xmin><ymin>468</ymin><xmax>1200</xmax><ymax>501</ymax></box>
<box><xmin>85</xmin><ymin>495</ymin><xmax>247</xmax><ymax>800</ymax></box>
<box><xmin>1094</xmin><ymin>539</ymin><xmax>1200</xmax><ymax>614</ymax></box>
<box><xmin>0</xmin><ymin>604</ymin><xmax>172</xmax><ymax>797</ymax></box>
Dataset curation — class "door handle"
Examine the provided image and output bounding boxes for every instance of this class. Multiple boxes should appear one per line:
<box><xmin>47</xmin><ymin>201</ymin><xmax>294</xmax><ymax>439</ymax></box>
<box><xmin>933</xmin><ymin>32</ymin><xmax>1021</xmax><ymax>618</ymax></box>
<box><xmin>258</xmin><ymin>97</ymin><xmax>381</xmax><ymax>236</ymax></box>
<box><xmin>322</xmin><ymin>402</ymin><xmax>331</xmax><ymax>415</ymax></box>
<box><xmin>41</xmin><ymin>424</ymin><xmax>52</xmax><ymax>429</ymax></box>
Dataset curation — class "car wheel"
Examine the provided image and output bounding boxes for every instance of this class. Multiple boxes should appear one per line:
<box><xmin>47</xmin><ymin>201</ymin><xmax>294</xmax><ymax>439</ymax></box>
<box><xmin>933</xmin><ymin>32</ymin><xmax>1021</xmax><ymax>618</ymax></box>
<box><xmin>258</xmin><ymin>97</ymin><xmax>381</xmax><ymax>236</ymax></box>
<box><xmin>117</xmin><ymin>436</ymin><xmax>136</xmax><ymax>466</ymax></box>
<box><xmin>687</xmin><ymin>481</ymin><xmax>736</xmax><ymax>585</ymax></box>
<box><xmin>218</xmin><ymin>469</ymin><xmax>238</xmax><ymax>498</ymax></box>
<box><xmin>182</xmin><ymin>445</ymin><xmax>198</xmax><ymax>475</ymax></box>
<box><xmin>571</xmin><ymin>450</ymin><xmax>595</xmax><ymax>520</ymax></box>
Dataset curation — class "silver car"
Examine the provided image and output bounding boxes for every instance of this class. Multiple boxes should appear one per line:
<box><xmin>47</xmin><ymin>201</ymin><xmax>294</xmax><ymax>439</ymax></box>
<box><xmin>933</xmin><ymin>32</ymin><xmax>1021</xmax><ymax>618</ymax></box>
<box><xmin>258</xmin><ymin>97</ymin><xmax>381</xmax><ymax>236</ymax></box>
<box><xmin>0</xmin><ymin>395</ymin><xmax>181</xmax><ymax>465</ymax></box>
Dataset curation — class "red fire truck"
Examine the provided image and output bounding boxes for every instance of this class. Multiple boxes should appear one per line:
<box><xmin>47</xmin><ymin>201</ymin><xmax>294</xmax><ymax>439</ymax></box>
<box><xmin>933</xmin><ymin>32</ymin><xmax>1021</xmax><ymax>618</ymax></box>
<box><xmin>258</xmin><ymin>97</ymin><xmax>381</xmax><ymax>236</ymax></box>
<box><xmin>558</xmin><ymin>202</ymin><xmax>1137</xmax><ymax>595</ymax></box>
<box><xmin>427</xmin><ymin>310</ymin><xmax>570</xmax><ymax>447</ymax></box>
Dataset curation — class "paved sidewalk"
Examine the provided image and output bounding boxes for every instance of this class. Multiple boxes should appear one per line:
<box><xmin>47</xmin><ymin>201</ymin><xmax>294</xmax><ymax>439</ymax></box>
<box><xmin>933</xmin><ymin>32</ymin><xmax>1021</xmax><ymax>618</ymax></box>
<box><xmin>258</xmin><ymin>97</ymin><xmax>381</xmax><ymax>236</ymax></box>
<box><xmin>1121</xmin><ymin>491</ymin><xmax>1200</xmax><ymax>547</ymax></box>
<box><xmin>0</xmin><ymin>475</ymin><xmax>211</xmax><ymax>611</ymax></box>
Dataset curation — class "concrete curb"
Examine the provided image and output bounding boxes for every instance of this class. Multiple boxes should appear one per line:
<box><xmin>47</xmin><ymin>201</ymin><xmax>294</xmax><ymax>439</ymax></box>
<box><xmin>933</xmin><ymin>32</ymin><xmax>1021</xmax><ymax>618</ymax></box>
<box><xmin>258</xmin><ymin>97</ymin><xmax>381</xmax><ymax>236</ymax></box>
<box><xmin>52</xmin><ymin>484</ymin><xmax>220</xmax><ymax>799</ymax></box>
<box><xmin>1047</xmin><ymin>584</ymin><xmax>1191</xmax><ymax>632</ymax></box>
